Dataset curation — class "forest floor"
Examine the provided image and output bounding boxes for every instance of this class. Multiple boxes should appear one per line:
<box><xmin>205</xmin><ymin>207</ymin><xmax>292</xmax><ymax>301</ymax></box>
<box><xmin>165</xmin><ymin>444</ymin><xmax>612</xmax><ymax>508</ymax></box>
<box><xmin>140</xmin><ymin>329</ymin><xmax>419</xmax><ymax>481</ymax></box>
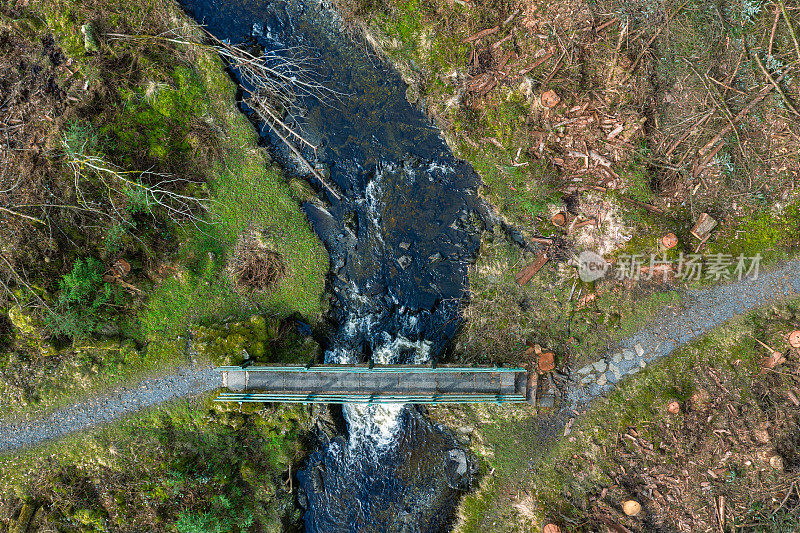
<box><xmin>0</xmin><ymin>0</ymin><xmax>328</xmax><ymax>420</ymax></box>
<box><xmin>432</xmin><ymin>293</ymin><xmax>800</xmax><ymax>532</ymax></box>
<box><xmin>335</xmin><ymin>0</ymin><xmax>800</xmax><ymax>370</ymax></box>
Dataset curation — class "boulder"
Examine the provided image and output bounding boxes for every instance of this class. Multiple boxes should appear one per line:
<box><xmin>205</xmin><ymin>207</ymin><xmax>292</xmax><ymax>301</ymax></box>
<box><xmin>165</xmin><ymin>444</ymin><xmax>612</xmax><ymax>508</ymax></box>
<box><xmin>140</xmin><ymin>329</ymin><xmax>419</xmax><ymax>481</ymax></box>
<box><xmin>9</xmin><ymin>305</ymin><xmax>39</xmax><ymax>337</ymax></box>
<box><xmin>445</xmin><ymin>448</ymin><xmax>473</xmax><ymax>491</ymax></box>
<box><xmin>311</xmin><ymin>464</ymin><xmax>326</xmax><ymax>493</ymax></box>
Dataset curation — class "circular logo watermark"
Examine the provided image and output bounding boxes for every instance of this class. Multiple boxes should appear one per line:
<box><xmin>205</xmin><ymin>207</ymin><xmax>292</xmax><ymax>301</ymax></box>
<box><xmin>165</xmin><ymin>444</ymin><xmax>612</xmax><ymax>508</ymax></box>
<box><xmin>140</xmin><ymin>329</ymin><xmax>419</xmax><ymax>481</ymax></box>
<box><xmin>578</xmin><ymin>251</ymin><xmax>609</xmax><ymax>282</ymax></box>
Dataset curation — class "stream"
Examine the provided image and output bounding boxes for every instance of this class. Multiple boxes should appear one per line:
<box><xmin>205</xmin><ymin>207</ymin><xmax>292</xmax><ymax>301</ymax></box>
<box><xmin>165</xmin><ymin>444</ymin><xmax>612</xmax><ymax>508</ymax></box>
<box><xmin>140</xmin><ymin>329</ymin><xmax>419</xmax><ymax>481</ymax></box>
<box><xmin>178</xmin><ymin>0</ymin><xmax>486</xmax><ymax>530</ymax></box>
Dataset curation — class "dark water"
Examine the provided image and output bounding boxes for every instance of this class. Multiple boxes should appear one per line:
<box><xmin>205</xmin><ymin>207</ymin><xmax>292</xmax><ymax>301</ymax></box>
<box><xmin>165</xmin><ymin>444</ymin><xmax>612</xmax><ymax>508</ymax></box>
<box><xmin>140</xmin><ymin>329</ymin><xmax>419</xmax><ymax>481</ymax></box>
<box><xmin>179</xmin><ymin>0</ymin><xmax>484</xmax><ymax>530</ymax></box>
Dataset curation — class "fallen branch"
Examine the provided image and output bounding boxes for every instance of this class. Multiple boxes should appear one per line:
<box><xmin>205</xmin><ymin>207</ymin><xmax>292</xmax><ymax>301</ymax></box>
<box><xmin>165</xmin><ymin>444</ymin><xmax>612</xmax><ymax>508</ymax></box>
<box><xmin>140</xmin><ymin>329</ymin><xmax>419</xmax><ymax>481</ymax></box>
<box><xmin>249</xmin><ymin>103</ymin><xmax>341</xmax><ymax>200</ymax></box>
<box><xmin>686</xmin><ymin>60</ymin><xmax>746</xmax><ymax>157</ymax></box>
<box><xmin>64</xmin><ymin>135</ymin><xmax>214</xmax><ymax>229</ymax></box>
<box><xmin>0</xmin><ymin>205</ymin><xmax>45</xmax><ymax>225</ymax></box>
<box><xmin>515</xmin><ymin>251</ymin><xmax>549</xmax><ymax>285</ymax></box>
<box><xmin>519</xmin><ymin>50</ymin><xmax>554</xmax><ymax>75</ymax></box>
<box><xmin>579</xmin><ymin>185</ymin><xmax>664</xmax><ymax>214</ymax></box>
<box><xmin>596</xmin><ymin>17</ymin><xmax>619</xmax><ymax>33</ymax></box>
<box><xmin>572</xmin><ymin>218</ymin><xmax>597</xmax><ymax>230</ymax></box>
<box><xmin>778</xmin><ymin>0</ymin><xmax>800</xmax><ymax>63</ymax></box>
<box><xmin>0</xmin><ymin>252</ymin><xmax>53</xmax><ymax>313</ymax></box>
<box><xmin>623</xmin><ymin>0</ymin><xmax>693</xmax><ymax>81</ymax></box>
<box><xmin>463</xmin><ymin>26</ymin><xmax>499</xmax><ymax>43</ymax></box>
<box><xmin>696</xmin><ymin>69</ymin><xmax>791</xmax><ymax>169</ymax></box>
<box><xmin>752</xmin><ymin>50</ymin><xmax>799</xmax><ymax>116</ymax></box>
<box><xmin>664</xmin><ymin>110</ymin><xmax>713</xmax><ymax>157</ymax></box>
<box><xmin>107</xmin><ymin>28</ymin><xmax>344</xmax><ymax>199</ymax></box>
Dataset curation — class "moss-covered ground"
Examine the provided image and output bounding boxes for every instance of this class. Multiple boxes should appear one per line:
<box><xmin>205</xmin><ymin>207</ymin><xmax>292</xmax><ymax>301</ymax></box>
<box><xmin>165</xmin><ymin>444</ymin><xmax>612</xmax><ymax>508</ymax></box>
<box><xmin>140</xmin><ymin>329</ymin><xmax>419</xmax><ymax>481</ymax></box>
<box><xmin>1</xmin><ymin>0</ymin><xmax>328</xmax><ymax>529</ymax></box>
<box><xmin>1</xmin><ymin>396</ymin><xmax>313</xmax><ymax>532</ymax></box>
<box><xmin>335</xmin><ymin>0</ymin><xmax>800</xmax><ymax>362</ymax></box>
<box><xmin>336</xmin><ymin>0</ymin><xmax>800</xmax><ymax>529</ymax></box>
<box><xmin>0</xmin><ymin>0</ymin><xmax>328</xmax><ymax>418</ymax></box>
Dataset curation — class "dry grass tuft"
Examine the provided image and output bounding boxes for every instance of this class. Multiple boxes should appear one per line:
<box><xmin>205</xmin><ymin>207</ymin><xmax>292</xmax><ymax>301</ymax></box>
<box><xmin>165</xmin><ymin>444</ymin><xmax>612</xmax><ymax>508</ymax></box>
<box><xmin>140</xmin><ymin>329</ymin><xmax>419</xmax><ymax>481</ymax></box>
<box><xmin>227</xmin><ymin>227</ymin><xmax>287</xmax><ymax>295</ymax></box>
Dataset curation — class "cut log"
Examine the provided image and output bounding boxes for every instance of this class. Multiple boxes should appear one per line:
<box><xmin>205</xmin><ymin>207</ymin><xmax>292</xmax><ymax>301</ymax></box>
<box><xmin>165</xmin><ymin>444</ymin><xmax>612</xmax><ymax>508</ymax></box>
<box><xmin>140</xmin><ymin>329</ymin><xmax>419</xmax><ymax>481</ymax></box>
<box><xmin>538</xmin><ymin>351</ymin><xmax>555</xmax><ymax>373</ymax></box>
<box><xmin>622</xmin><ymin>500</ymin><xmax>642</xmax><ymax>516</ymax></box>
<box><xmin>690</xmin><ymin>212</ymin><xmax>717</xmax><ymax>239</ymax></box>
<box><xmin>551</xmin><ymin>212</ymin><xmax>567</xmax><ymax>227</ymax></box>
<box><xmin>618</xmin><ymin>195</ymin><xmax>664</xmax><ymax>214</ymax></box>
<box><xmin>661</xmin><ymin>232</ymin><xmax>678</xmax><ymax>249</ymax></box>
<box><xmin>572</xmin><ymin>218</ymin><xmax>597</xmax><ymax>230</ymax></box>
<box><xmin>541</xmin><ymin>89</ymin><xmax>561</xmax><ymax>108</ymax></box>
<box><xmin>667</xmin><ymin>400</ymin><xmax>680</xmax><ymax>414</ymax></box>
<box><xmin>788</xmin><ymin>330</ymin><xmax>800</xmax><ymax>348</ymax></box>
<box><xmin>515</xmin><ymin>251</ymin><xmax>549</xmax><ymax>285</ymax></box>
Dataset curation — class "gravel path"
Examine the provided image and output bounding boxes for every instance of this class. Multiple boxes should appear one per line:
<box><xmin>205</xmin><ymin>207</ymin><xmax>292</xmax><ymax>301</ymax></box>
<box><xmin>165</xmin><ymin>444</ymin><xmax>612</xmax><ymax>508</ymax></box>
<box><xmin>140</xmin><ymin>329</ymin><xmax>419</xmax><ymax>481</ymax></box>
<box><xmin>567</xmin><ymin>260</ymin><xmax>800</xmax><ymax>407</ymax></box>
<box><xmin>0</xmin><ymin>365</ymin><xmax>219</xmax><ymax>452</ymax></box>
<box><xmin>1</xmin><ymin>262</ymin><xmax>798</xmax><ymax>453</ymax></box>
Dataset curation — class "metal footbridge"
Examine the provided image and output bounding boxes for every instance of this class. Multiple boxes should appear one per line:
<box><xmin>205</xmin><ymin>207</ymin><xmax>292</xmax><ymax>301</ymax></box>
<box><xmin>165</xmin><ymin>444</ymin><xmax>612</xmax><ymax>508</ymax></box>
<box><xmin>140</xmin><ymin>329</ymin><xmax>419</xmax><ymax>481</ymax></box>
<box><xmin>215</xmin><ymin>364</ymin><xmax>532</xmax><ymax>404</ymax></box>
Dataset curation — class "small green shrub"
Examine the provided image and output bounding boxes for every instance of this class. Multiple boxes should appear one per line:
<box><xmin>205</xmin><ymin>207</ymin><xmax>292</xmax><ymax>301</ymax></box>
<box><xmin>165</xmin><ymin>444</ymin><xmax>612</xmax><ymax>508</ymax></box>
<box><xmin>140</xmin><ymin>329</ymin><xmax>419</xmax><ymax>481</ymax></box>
<box><xmin>46</xmin><ymin>258</ymin><xmax>123</xmax><ymax>338</ymax></box>
<box><xmin>63</xmin><ymin>120</ymin><xmax>101</xmax><ymax>160</ymax></box>
<box><xmin>175</xmin><ymin>512</ymin><xmax>224</xmax><ymax>533</ymax></box>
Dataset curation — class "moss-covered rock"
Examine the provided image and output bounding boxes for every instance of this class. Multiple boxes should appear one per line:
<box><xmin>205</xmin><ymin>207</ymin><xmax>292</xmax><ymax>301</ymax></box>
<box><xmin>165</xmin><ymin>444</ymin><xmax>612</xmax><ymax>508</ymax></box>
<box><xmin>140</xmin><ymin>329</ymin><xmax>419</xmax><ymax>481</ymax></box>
<box><xmin>9</xmin><ymin>305</ymin><xmax>40</xmax><ymax>337</ymax></box>
<box><xmin>10</xmin><ymin>502</ymin><xmax>36</xmax><ymax>533</ymax></box>
<box><xmin>8</xmin><ymin>305</ymin><xmax>59</xmax><ymax>357</ymax></box>
<box><xmin>73</xmin><ymin>508</ymin><xmax>108</xmax><ymax>532</ymax></box>
<box><xmin>190</xmin><ymin>315</ymin><xmax>321</xmax><ymax>366</ymax></box>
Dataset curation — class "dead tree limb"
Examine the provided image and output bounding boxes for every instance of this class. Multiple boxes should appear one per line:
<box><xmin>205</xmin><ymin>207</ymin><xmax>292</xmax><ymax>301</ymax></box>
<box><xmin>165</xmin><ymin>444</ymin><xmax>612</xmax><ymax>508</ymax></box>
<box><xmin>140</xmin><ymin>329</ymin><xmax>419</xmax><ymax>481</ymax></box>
<box><xmin>107</xmin><ymin>28</ymin><xmax>346</xmax><ymax>201</ymax></box>
<box><xmin>697</xmin><ymin>69</ymin><xmax>791</xmax><ymax>170</ymax></box>
<box><xmin>752</xmin><ymin>50</ymin><xmax>799</xmax><ymax>116</ymax></box>
<box><xmin>249</xmin><ymin>103</ymin><xmax>342</xmax><ymax>200</ymax></box>
<box><xmin>778</xmin><ymin>0</ymin><xmax>800</xmax><ymax>63</ymax></box>
<box><xmin>0</xmin><ymin>205</ymin><xmax>45</xmax><ymax>225</ymax></box>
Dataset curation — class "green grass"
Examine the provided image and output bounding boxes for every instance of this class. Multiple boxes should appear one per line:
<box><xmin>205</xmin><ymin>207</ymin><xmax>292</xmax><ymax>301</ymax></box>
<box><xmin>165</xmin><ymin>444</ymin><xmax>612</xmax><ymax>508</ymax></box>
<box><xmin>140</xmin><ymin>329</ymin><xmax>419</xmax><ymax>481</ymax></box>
<box><xmin>373</xmin><ymin>0</ymin><xmax>468</xmax><ymax>73</ymax></box>
<box><xmin>706</xmin><ymin>201</ymin><xmax>800</xmax><ymax>267</ymax></box>
<box><xmin>451</xmin><ymin>403</ymin><xmax>541</xmax><ymax>533</ymax></box>
<box><xmin>462</xmin><ymin>142</ymin><xmax>561</xmax><ymax>230</ymax></box>
<box><xmin>35</xmin><ymin>0</ymin><xmax>329</xmax><ymax>328</ymax></box>
<box><xmin>135</xmin><ymin>23</ymin><xmax>329</xmax><ymax>343</ymax></box>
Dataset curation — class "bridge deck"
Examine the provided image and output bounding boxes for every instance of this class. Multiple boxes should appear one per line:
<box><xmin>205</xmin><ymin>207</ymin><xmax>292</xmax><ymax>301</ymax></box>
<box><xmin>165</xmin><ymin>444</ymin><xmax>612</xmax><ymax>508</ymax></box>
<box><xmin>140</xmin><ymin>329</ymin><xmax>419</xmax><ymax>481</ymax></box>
<box><xmin>216</xmin><ymin>365</ymin><xmax>529</xmax><ymax>404</ymax></box>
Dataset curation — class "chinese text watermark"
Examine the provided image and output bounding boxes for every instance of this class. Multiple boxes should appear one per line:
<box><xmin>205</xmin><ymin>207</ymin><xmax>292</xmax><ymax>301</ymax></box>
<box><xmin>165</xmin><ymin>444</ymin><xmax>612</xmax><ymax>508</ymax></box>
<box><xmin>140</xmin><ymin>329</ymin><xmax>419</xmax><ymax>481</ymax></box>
<box><xmin>578</xmin><ymin>252</ymin><xmax>762</xmax><ymax>282</ymax></box>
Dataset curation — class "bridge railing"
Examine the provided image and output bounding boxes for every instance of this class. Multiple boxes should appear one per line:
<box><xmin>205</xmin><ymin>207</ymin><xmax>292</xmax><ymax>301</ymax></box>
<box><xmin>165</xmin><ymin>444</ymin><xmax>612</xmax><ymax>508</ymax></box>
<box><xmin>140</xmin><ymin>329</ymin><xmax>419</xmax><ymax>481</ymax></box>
<box><xmin>214</xmin><ymin>364</ymin><xmax>531</xmax><ymax>404</ymax></box>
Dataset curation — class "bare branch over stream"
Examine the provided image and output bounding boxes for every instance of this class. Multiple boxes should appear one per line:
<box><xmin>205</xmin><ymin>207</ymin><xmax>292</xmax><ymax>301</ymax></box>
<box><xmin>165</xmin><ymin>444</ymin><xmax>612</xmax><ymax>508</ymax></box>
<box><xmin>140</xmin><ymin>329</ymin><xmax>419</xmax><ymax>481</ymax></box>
<box><xmin>106</xmin><ymin>28</ymin><xmax>345</xmax><ymax>199</ymax></box>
